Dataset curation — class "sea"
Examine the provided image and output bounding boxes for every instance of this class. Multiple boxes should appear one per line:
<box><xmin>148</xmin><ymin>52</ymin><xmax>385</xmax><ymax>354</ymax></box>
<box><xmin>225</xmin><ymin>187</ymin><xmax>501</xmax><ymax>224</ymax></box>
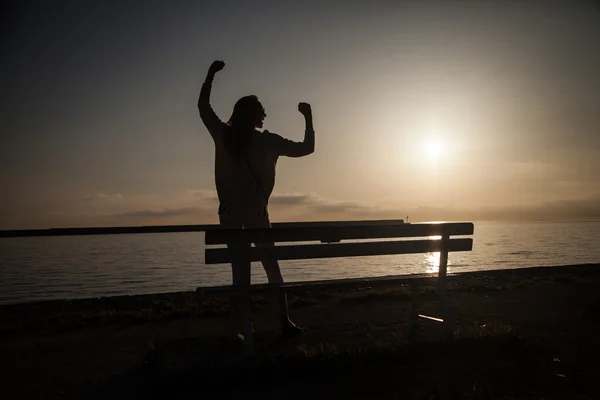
<box><xmin>1</xmin><ymin>220</ymin><xmax>599</xmax><ymax>305</ymax></box>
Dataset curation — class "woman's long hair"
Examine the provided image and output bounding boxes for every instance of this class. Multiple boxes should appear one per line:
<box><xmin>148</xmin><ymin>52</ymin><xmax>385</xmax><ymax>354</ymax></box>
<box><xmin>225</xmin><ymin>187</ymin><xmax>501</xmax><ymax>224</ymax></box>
<box><xmin>225</xmin><ymin>95</ymin><xmax>261</xmax><ymax>160</ymax></box>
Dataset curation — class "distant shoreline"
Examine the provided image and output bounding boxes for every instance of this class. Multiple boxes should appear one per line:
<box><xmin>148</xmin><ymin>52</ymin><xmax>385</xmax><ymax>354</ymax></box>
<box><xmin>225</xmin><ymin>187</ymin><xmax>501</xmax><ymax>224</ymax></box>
<box><xmin>0</xmin><ymin>219</ymin><xmax>412</xmax><ymax>238</ymax></box>
<box><xmin>2</xmin><ymin>218</ymin><xmax>599</xmax><ymax>237</ymax></box>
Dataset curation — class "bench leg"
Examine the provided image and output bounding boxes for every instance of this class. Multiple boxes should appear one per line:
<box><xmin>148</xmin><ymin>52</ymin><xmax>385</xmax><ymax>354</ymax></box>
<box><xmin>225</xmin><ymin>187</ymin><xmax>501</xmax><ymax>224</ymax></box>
<box><xmin>437</xmin><ymin>239</ymin><xmax>454</xmax><ymax>340</ymax></box>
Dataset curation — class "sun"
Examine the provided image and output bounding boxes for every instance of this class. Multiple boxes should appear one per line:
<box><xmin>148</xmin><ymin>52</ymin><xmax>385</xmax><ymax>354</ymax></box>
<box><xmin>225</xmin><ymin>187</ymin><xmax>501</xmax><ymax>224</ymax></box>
<box><xmin>426</xmin><ymin>140</ymin><xmax>443</xmax><ymax>158</ymax></box>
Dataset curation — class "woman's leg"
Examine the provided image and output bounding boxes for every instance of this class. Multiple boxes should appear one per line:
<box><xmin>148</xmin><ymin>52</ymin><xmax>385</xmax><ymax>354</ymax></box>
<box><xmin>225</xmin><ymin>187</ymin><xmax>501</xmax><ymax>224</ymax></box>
<box><xmin>245</xmin><ymin>213</ymin><xmax>302</xmax><ymax>335</ymax></box>
<box><xmin>218</xmin><ymin>214</ymin><xmax>253</xmax><ymax>346</ymax></box>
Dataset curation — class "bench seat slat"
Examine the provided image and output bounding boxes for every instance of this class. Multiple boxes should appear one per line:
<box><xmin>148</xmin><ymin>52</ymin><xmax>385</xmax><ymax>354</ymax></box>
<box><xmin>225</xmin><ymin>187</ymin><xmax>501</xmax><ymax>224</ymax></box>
<box><xmin>205</xmin><ymin>238</ymin><xmax>473</xmax><ymax>264</ymax></box>
<box><xmin>205</xmin><ymin>222</ymin><xmax>473</xmax><ymax>245</ymax></box>
<box><xmin>196</xmin><ymin>273</ymin><xmax>439</xmax><ymax>296</ymax></box>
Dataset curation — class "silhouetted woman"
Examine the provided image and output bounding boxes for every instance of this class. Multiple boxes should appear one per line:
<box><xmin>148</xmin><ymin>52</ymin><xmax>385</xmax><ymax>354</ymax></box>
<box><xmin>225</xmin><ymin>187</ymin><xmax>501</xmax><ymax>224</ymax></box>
<box><xmin>198</xmin><ymin>60</ymin><xmax>315</xmax><ymax>345</ymax></box>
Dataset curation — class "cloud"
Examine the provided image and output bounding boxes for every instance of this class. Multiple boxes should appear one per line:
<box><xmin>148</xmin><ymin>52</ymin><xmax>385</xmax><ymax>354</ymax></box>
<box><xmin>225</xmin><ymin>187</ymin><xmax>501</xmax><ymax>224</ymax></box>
<box><xmin>94</xmin><ymin>191</ymin><xmax>392</xmax><ymax>227</ymax></box>
<box><xmin>270</xmin><ymin>192</ymin><xmax>381</xmax><ymax>214</ymax></box>
<box><xmin>185</xmin><ymin>189</ymin><xmax>218</xmax><ymax>200</ymax></box>
<box><xmin>269</xmin><ymin>192</ymin><xmax>319</xmax><ymax>205</ymax></box>
<box><xmin>406</xmin><ymin>194</ymin><xmax>600</xmax><ymax>222</ymax></box>
<box><xmin>268</xmin><ymin>191</ymin><xmax>600</xmax><ymax>222</ymax></box>
<box><xmin>116</xmin><ymin>206</ymin><xmax>206</xmax><ymax>219</ymax></box>
<box><xmin>522</xmin><ymin>196</ymin><xmax>600</xmax><ymax>220</ymax></box>
<box><xmin>47</xmin><ymin>189</ymin><xmax>600</xmax><ymax>231</ymax></box>
<box><xmin>82</xmin><ymin>192</ymin><xmax>124</xmax><ymax>202</ymax></box>
<box><xmin>182</xmin><ymin>190</ymin><xmax>376</xmax><ymax>215</ymax></box>
<box><xmin>265</xmin><ymin>192</ymin><xmax>399</xmax><ymax>222</ymax></box>
<box><xmin>312</xmin><ymin>200</ymin><xmax>367</xmax><ymax>213</ymax></box>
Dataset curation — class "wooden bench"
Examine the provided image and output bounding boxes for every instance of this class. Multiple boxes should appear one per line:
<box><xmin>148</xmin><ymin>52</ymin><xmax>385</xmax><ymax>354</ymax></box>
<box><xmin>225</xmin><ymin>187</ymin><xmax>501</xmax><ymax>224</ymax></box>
<box><xmin>200</xmin><ymin>220</ymin><xmax>474</xmax><ymax>352</ymax></box>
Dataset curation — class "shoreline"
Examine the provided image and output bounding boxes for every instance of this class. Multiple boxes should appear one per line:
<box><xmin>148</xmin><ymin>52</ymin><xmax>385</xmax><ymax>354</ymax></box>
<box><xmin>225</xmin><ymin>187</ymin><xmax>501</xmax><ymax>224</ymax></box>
<box><xmin>2</xmin><ymin>262</ymin><xmax>598</xmax><ymax>308</ymax></box>
<box><xmin>2</xmin><ymin>263</ymin><xmax>600</xmax><ymax>399</ymax></box>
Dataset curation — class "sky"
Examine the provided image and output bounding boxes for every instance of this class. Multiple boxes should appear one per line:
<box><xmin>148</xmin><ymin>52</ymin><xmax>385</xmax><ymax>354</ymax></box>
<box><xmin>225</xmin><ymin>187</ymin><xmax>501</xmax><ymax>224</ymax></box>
<box><xmin>1</xmin><ymin>0</ymin><xmax>599</xmax><ymax>229</ymax></box>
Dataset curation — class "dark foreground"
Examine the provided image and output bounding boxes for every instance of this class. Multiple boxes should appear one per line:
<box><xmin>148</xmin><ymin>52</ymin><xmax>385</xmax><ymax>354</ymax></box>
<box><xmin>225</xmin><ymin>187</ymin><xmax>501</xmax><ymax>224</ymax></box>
<box><xmin>2</xmin><ymin>264</ymin><xmax>600</xmax><ymax>399</ymax></box>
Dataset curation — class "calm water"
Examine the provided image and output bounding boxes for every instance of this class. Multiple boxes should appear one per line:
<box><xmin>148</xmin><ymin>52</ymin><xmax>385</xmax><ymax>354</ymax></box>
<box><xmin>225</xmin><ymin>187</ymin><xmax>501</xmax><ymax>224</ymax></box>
<box><xmin>1</xmin><ymin>221</ymin><xmax>599</xmax><ymax>305</ymax></box>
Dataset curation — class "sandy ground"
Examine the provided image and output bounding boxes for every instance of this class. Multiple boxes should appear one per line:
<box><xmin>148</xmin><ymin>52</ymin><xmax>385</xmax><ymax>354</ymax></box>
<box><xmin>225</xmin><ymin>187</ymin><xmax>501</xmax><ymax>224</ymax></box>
<box><xmin>1</xmin><ymin>263</ymin><xmax>600</xmax><ymax>399</ymax></box>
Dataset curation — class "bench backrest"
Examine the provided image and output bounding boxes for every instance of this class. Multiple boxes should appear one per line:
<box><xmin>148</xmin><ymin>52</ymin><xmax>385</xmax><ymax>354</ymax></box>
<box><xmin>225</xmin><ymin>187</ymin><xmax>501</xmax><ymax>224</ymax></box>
<box><xmin>204</xmin><ymin>221</ymin><xmax>473</xmax><ymax>264</ymax></box>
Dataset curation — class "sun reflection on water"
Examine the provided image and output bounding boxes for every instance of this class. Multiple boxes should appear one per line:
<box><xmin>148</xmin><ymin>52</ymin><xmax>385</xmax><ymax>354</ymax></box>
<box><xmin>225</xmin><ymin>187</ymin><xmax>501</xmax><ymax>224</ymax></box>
<box><xmin>424</xmin><ymin>252</ymin><xmax>440</xmax><ymax>274</ymax></box>
<box><xmin>423</xmin><ymin>235</ymin><xmax>450</xmax><ymax>274</ymax></box>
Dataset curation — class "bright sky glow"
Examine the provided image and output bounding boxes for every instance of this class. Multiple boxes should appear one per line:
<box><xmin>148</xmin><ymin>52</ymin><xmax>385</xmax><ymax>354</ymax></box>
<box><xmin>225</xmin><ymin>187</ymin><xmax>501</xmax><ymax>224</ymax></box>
<box><xmin>1</xmin><ymin>1</ymin><xmax>599</xmax><ymax>229</ymax></box>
